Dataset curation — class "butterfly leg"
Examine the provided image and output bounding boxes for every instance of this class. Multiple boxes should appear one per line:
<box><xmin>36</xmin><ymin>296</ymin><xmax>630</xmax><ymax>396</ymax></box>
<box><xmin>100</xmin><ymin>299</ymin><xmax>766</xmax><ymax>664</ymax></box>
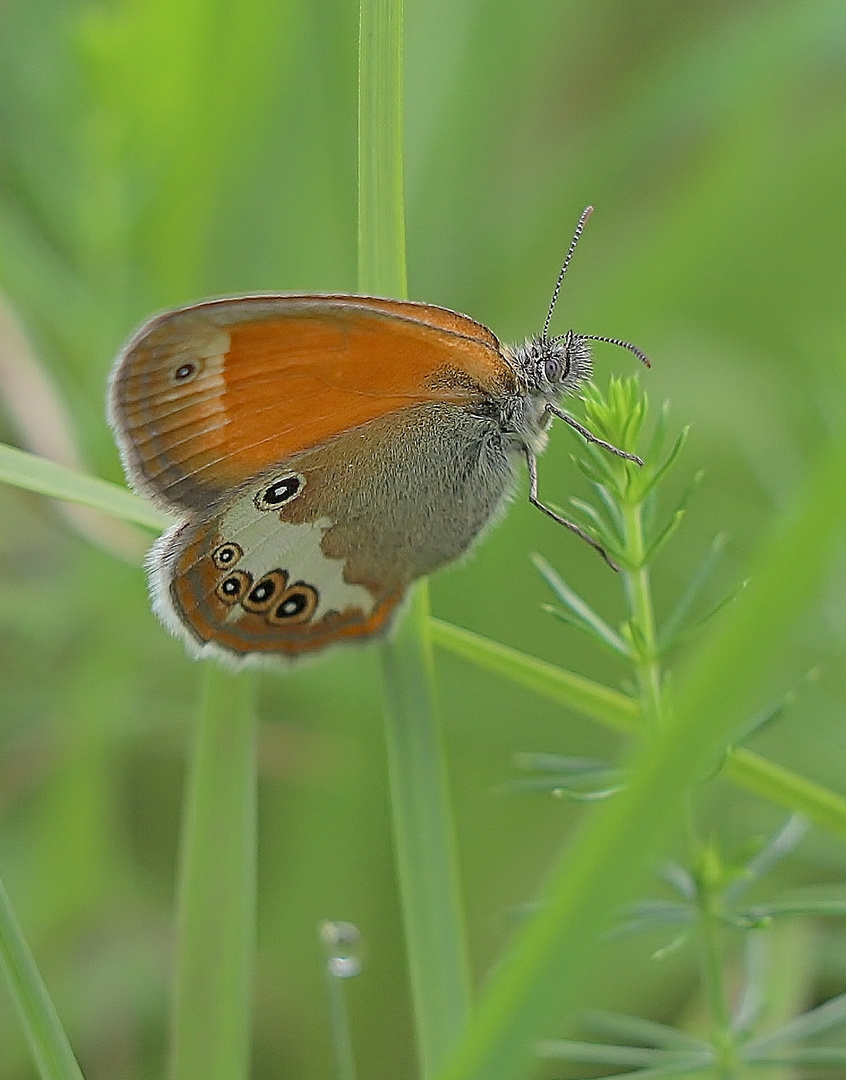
<box><xmin>524</xmin><ymin>448</ymin><xmax>618</xmax><ymax>571</ymax></box>
<box><xmin>545</xmin><ymin>403</ymin><xmax>643</xmax><ymax>466</ymax></box>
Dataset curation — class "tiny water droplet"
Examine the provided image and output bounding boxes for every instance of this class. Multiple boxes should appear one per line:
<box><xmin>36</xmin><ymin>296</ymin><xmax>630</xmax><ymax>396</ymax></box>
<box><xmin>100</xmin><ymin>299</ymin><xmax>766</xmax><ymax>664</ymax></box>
<box><xmin>319</xmin><ymin>920</ymin><xmax>363</xmax><ymax>979</ymax></box>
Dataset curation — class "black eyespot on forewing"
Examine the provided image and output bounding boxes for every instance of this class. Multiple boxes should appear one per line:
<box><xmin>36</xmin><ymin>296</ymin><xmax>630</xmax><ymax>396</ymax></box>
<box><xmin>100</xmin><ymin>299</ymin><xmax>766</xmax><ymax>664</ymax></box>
<box><xmin>254</xmin><ymin>473</ymin><xmax>306</xmax><ymax>512</ymax></box>
<box><xmin>242</xmin><ymin>569</ymin><xmax>289</xmax><ymax>613</ymax></box>
<box><xmin>267</xmin><ymin>582</ymin><xmax>319</xmax><ymax>625</ymax></box>
<box><xmin>212</xmin><ymin>542</ymin><xmax>243</xmax><ymax>570</ymax></box>
<box><xmin>215</xmin><ymin>569</ymin><xmax>252</xmax><ymax>605</ymax></box>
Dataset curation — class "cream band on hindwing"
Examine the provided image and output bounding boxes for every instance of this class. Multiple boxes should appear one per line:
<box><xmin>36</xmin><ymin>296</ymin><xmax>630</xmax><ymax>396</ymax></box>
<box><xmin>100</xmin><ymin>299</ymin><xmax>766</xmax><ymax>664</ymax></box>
<box><xmin>214</xmin><ymin>490</ymin><xmax>374</xmax><ymax>624</ymax></box>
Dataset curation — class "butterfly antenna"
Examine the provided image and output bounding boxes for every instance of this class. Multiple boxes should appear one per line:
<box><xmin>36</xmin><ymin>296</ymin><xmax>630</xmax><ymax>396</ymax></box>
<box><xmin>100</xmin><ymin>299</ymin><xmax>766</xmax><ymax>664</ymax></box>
<box><xmin>581</xmin><ymin>334</ymin><xmax>651</xmax><ymax>368</ymax></box>
<box><xmin>542</xmin><ymin>205</ymin><xmax>594</xmax><ymax>340</ymax></box>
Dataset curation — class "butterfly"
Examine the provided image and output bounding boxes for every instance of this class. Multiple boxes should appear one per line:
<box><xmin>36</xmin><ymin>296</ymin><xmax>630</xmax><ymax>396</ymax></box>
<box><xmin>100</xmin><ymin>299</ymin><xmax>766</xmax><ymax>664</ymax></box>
<box><xmin>108</xmin><ymin>206</ymin><xmax>649</xmax><ymax>662</ymax></box>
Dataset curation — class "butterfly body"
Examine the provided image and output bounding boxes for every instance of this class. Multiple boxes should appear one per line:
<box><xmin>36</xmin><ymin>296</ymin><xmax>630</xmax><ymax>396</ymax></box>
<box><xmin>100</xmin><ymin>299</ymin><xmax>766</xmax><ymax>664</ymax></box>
<box><xmin>109</xmin><ymin>211</ymin><xmax>647</xmax><ymax>662</ymax></box>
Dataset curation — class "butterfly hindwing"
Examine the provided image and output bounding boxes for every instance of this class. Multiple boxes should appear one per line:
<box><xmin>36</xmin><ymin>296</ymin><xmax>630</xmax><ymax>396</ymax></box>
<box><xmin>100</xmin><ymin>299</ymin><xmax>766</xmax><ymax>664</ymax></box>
<box><xmin>152</xmin><ymin>477</ymin><xmax>403</xmax><ymax>659</ymax></box>
<box><xmin>148</xmin><ymin>401</ymin><xmax>518</xmax><ymax>660</ymax></box>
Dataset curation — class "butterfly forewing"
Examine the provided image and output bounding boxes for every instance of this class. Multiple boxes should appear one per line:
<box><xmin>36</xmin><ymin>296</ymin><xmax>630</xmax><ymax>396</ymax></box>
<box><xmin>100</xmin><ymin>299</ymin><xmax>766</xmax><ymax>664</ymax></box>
<box><xmin>110</xmin><ymin>295</ymin><xmax>512</xmax><ymax>514</ymax></box>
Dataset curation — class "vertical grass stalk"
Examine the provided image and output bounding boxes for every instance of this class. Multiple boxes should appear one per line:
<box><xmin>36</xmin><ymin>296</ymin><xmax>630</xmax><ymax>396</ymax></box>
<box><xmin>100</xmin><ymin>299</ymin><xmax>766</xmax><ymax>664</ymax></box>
<box><xmin>169</xmin><ymin>666</ymin><xmax>257</xmax><ymax>1080</ymax></box>
<box><xmin>358</xmin><ymin>1</ymin><xmax>472</xmax><ymax>1075</ymax></box>
<box><xmin>0</xmin><ymin>877</ymin><xmax>86</xmax><ymax>1080</ymax></box>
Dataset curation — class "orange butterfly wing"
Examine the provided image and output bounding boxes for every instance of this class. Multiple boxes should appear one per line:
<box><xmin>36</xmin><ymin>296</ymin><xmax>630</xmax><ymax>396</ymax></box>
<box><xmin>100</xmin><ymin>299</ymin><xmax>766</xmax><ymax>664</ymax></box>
<box><xmin>110</xmin><ymin>295</ymin><xmax>514</xmax><ymax>513</ymax></box>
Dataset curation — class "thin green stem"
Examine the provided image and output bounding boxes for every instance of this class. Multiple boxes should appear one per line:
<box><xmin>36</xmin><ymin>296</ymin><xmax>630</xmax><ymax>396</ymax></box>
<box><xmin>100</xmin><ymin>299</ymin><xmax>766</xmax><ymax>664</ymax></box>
<box><xmin>358</xmin><ymin>0</ymin><xmax>406</xmax><ymax>297</ymax></box>
<box><xmin>381</xmin><ymin>594</ymin><xmax>473</xmax><ymax>1077</ymax></box>
<box><xmin>0</xmin><ymin>877</ymin><xmax>86</xmax><ymax>1080</ymax></box>
<box><xmin>693</xmin><ymin>848</ymin><xmax>736</xmax><ymax>1079</ymax></box>
<box><xmin>169</xmin><ymin>667</ymin><xmax>257</xmax><ymax>1080</ymax></box>
<box><xmin>623</xmin><ymin>468</ymin><xmax>738</xmax><ymax>1073</ymax></box>
<box><xmin>431</xmin><ymin>619</ymin><xmax>846</xmax><ymax>841</ymax></box>
<box><xmin>319</xmin><ymin>923</ymin><xmax>360</xmax><ymax>1080</ymax></box>
<box><xmin>358</xmin><ymin>1</ymin><xmax>471</xmax><ymax>1076</ymax></box>
<box><xmin>620</xmin><ymin>498</ymin><xmax>663</xmax><ymax>725</ymax></box>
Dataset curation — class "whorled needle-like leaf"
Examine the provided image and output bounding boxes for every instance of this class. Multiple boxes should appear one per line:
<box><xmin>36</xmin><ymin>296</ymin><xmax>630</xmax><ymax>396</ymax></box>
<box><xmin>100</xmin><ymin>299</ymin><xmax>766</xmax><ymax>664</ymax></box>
<box><xmin>723</xmin><ymin>814</ymin><xmax>808</xmax><ymax>904</ymax></box>
<box><xmin>504</xmin><ymin>753</ymin><xmax>624</xmax><ymax>801</ymax></box>
<box><xmin>568</xmin><ymin>496</ymin><xmax>622</xmax><ymax>548</ymax></box>
<box><xmin>640</xmin><ymin>399</ymin><xmax>671</xmax><ymax>472</ymax></box>
<box><xmin>572</xmin><ymin>444</ymin><xmax>623</xmax><ymax>492</ymax></box>
<box><xmin>544</xmin><ymin>605</ymin><xmax>632</xmax><ymax>659</ymax></box>
<box><xmin>658</xmin><ymin>532</ymin><xmax>729</xmax><ymax>650</ymax></box>
<box><xmin>638</xmin><ymin>426</ymin><xmax>690</xmax><ymax>500</ymax></box>
<box><xmin>738</xmin><ymin>899</ymin><xmax>846</xmax><ymax>920</ymax></box>
<box><xmin>727</xmin><ymin>667</ymin><xmax>820</xmax><ymax>748</ymax></box>
<box><xmin>748</xmin><ymin>1049</ymin><xmax>846</xmax><ymax>1066</ymax></box>
<box><xmin>642</xmin><ymin>509</ymin><xmax>685</xmax><ymax>565</ymax></box>
<box><xmin>743</xmin><ymin>990</ymin><xmax>846</xmax><ymax>1055</ymax></box>
<box><xmin>536</xmin><ymin>1039</ymin><xmax>712</xmax><ymax>1077</ymax></box>
<box><xmin>659</xmin><ymin>861</ymin><xmax>697</xmax><ymax>899</ymax></box>
<box><xmin>612</xmin><ymin>899</ymin><xmax>695</xmax><ymax>936</ymax></box>
<box><xmin>641</xmin><ymin>472</ymin><xmax>703</xmax><ymax>566</ymax></box>
<box><xmin>591</xmin><ymin>482</ymin><xmax>627</xmax><ymax>537</ymax></box>
<box><xmin>581</xmin><ymin>1010</ymin><xmax>713</xmax><ymax>1052</ymax></box>
<box><xmin>533</xmin><ymin>554</ymin><xmax>630</xmax><ymax>656</ymax></box>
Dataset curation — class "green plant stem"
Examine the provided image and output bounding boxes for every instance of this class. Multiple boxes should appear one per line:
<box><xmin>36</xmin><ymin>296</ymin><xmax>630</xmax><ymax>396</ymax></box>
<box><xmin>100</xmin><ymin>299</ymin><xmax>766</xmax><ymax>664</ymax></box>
<box><xmin>694</xmin><ymin>847</ymin><xmax>736</xmax><ymax>1078</ymax></box>
<box><xmin>431</xmin><ymin>620</ymin><xmax>846</xmax><ymax>841</ymax></box>
<box><xmin>625</xmin><ymin>477</ymin><xmax>741</xmax><ymax>1072</ymax></box>
<box><xmin>358</xmin><ymin>0</ymin><xmax>406</xmax><ymax>297</ymax></box>
<box><xmin>170</xmin><ymin>667</ymin><xmax>257</xmax><ymax>1080</ymax></box>
<box><xmin>358</xmin><ymin>1</ymin><xmax>471</xmax><ymax>1075</ymax></box>
<box><xmin>620</xmin><ymin>498</ymin><xmax>663</xmax><ymax>725</ymax></box>
<box><xmin>381</xmin><ymin>591</ymin><xmax>473</xmax><ymax>1077</ymax></box>
<box><xmin>0</xmin><ymin>877</ymin><xmax>86</xmax><ymax>1080</ymax></box>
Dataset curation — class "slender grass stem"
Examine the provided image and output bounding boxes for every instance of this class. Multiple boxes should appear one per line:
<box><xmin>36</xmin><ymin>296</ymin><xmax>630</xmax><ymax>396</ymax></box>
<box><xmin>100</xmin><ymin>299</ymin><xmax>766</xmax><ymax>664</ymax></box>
<box><xmin>358</xmin><ymin>1</ymin><xmax>472</xmax><ymax>1075</ymax></box>
<box><xmin>0</xmin><ymin>877</ymin><xmax>85</xmax><ymax>1080</ymax></box>
<box><xmin>358</xmin><ymin>0</ymin><xmax>406</xmax><ymax>297</ymax></box>
<box><xmin>169</xmin><ymin>666</ymin><xmax>257</xmax><ymax>1080</ymax></box>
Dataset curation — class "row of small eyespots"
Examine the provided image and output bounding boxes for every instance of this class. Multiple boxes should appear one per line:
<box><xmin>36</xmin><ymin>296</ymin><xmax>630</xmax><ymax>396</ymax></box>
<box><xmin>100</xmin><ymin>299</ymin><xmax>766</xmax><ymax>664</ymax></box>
<box><xmin>214</xmin><ymin>562</ymin><xmax>319</xmax><ymax>625</ymax></box>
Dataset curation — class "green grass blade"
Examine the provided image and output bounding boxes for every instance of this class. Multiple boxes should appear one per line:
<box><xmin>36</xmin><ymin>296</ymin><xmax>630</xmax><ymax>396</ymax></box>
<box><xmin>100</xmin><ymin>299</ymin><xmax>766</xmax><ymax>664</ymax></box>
<box><xmin>429</xmin><ymin>618</ymin><xmax>640</xmax><ymax>733</ymax></box>
<box><xmin>358</xmin><ymin>0</ymin><xmax>407</xmax><ymax>297</ymax></box>
<box><xmin>434</xmin><ymin>423</ymin><xmax>846</xmax><ymax>1080</ymax></box>
<box><xmin>0</xmin><ymin>443</ymin><xmax>168</xmax><ymax>530</ymax></box>
<box><xmin>359</xmin><ymin>0</ymin><xmax>471</xmax><ymax>1074</ymax></box>
<box><xmin>0</xmin><ymin>877</ymin><xmax>86</xmax><ymax>1080</ymax></box>
<box><xmin>380</xmin><ymin>592</ymin><xmax>473</xmax><ymax>1077</ymax></box>
<box><xmin>170</xmin><ymin>667</ymin><xmax>257</xmax><ymax>1080</ymax></box>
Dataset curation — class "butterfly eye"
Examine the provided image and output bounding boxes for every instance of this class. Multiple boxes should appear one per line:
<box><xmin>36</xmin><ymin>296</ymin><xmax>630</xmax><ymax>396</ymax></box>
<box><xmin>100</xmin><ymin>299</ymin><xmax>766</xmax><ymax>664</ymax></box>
<box><xmin>544</xmin><ymin>357</ymin><xmax>565</xmax><ymax>382</ymax></box>
<box><xmin>254</xmin><ymin>473</ymin><xmax>306</xmax><ymax>511</ymax></box>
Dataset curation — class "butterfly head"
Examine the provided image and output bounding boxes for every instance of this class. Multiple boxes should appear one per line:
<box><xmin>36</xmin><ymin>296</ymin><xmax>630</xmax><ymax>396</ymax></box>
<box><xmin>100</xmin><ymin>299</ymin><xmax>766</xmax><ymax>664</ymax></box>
<box><xmin>508</xmin><ymin>330</ymin><xmax>593</xmax><ymax>402</ymax></box>
<box><xmin>506</xmin><ymin>205</ymin><xmax>649</xmax><ymax>415</ymax></box>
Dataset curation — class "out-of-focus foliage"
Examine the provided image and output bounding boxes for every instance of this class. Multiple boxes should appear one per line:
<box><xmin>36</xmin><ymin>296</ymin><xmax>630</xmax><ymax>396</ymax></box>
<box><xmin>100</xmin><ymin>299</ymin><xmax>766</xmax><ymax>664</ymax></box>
<box><xmin>1</xmin><ymin>1</ymin><xmax>845</xmax><ymax>1078</ymax></box>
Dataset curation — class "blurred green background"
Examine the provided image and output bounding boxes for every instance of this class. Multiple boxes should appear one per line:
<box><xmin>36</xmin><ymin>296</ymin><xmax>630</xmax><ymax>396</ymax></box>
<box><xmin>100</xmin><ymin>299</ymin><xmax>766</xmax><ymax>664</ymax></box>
<box><xmin>1</xmin><ymin>0</ymin><xmax>846</xmax><ymax>1077</ymax></box>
